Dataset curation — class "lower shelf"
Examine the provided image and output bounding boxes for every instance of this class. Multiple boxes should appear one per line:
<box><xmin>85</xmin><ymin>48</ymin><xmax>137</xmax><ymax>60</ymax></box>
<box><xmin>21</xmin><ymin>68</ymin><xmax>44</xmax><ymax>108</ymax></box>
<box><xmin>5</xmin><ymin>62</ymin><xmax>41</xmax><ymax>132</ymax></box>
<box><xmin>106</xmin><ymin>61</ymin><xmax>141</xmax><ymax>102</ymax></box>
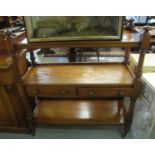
<box><xmin>34</xmin><ymin>99</ymin><xmax>125</xmax><ymax>125</ymax></box>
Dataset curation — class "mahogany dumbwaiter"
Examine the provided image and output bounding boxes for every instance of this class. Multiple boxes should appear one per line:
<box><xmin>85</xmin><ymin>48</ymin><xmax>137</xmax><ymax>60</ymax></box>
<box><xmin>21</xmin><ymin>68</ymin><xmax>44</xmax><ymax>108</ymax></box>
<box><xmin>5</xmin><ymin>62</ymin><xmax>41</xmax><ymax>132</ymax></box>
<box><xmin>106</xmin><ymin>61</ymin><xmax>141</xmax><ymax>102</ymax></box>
<box><xmin>0</xmin><ymin>18</ymin><xmax>151</xmax><ymax>136</ymax></box>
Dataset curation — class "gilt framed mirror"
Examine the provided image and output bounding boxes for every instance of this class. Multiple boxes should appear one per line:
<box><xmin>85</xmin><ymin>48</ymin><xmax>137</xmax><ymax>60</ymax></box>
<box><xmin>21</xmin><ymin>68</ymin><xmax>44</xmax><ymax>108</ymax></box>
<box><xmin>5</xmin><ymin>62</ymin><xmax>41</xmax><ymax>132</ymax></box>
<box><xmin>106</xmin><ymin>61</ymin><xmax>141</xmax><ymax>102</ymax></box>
<box><xmin>24</xmin><ymin>16</ymin><xmax>123</xmax><ymax>42</ymax></box>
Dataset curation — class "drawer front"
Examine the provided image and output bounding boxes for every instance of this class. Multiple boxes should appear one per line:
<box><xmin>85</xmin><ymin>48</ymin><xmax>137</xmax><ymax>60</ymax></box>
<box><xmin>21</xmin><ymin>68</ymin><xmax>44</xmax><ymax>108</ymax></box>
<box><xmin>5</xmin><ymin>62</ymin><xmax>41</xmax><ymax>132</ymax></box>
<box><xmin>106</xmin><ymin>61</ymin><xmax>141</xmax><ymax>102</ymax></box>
<box><xmin>25</xmin><ymin>86</ymin><xmax>75</xmax><ymax>97</ymax></box>
<box><xmin>78</xmin><ymin>87</ymin><xmax>133</xmax><ymax>97</ymax></box>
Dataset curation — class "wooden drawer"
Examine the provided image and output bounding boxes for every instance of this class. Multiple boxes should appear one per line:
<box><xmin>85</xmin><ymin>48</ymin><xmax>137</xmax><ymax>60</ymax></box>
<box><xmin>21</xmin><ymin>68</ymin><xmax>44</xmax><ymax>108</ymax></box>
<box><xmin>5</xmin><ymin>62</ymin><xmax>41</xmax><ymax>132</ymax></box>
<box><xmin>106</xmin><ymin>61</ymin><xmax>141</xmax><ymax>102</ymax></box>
<box><xmin>25</xmin><ymin>86</ymin><xmax>75</xmax><ymax>97</ymax></box>
<box><xmin>78</xmin><ymin>87</ymin><xmax>133</xmax><ymax>97</ymax></box>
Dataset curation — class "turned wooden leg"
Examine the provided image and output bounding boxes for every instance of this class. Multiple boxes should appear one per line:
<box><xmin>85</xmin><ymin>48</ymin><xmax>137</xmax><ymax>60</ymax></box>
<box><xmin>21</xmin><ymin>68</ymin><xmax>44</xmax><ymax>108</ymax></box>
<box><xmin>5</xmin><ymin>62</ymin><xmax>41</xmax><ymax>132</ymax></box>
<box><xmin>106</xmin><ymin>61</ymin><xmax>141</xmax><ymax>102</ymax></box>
<box><xmin>29</xmin><ymin>49</ymin><xmax>36</xmax><ymax>66</ymax></box>
<box><xmin>78</xmin><ymin>51</ymin><xmax>82</xmax><ymax>62</ymax></box>
<box><xmin>122</xmin><ymin>97</ymin><xmax>136</xmax><ymax>137</ymax></box>
<box><xmin>117</xmin><ymin>98</ymin><xmax>128</xmax><ymax>137</ymax></box>
<box><xmin>125</xmin><ymin>47</ymin><xmax>130</xmax><ymax>64</ymax></box>
<box><xmin>96</xmin><ymin>51</ymin><xmax>100</xmax><ymax>62</ymax></box>
<box><xmin>117</xmin><ymin>98</ymin><xmax>123</xmax><ymax>115</ymax></box>
<box><xmin>68</xmin><ymin>48</ymin><xmax>76</xmax><ymax>62</ymax></box>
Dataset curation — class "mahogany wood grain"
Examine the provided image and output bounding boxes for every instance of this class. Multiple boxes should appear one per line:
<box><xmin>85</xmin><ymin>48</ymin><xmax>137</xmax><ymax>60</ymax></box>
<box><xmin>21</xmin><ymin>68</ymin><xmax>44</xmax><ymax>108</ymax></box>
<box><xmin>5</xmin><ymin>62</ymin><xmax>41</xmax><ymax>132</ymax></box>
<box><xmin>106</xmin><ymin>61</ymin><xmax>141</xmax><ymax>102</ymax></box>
<box><xmin>6</xmin><ymin>84</ymin><xmax>28</xmax><ymax>127</ymax></box>
<box><xmin>0</xmin><ymin>51</ymin><xmax>30</xmax><ymax>131</ymax></box>
<box><xmin>17</xmin><ymin>49</ymin><xmax>28</xmax><ymax>76</ymax></box>
<box><xmin>0</xmin><ymin>56</ymin><xmax>17</xmax><ymax>85</ymax></box>
<box><xmin>0</xmin><ymin>34</ymin><xmax>14</xmax><ymax>55</ymax></box>
<box><xmin>34</xmin><ymin>99</ymin><xmax>124</xmax><ymax>124</ymax></box>
<box><xmin>0</xmin><ymin>55</ymin><xmax>13</xmax><ymax>69</ymax></box>
<box><xmin>0</xmin><ymin>32</ymin><xmax>25</xmax><ymax>53</ymax></box>
<box><xmin>0</xmin><ymin>86</ymin><xmax>18</xmax><ymax>126</ymax></box>
<box><xmin>0</xmin><ymin>92</ymin><xmax>12</xmax><ymax>126</ymax></box>
<box><xmin>23</xmin><ymin>64</ymin><xmax>134</xmax><ymax>87</ymax></box>
<box><xmin>0</xmin><ymin>32</ymin><xmax>34</xmax><ymax>132</ymax></box>
<box><xmin>0</xmin><ymin>37</ymin><xmax>8</xmax><ymax>54</ymax></box>
<box><xmin>0</xmin><ymin>84</ymin><xmax>28</xmax><ymax>128</ymax></box>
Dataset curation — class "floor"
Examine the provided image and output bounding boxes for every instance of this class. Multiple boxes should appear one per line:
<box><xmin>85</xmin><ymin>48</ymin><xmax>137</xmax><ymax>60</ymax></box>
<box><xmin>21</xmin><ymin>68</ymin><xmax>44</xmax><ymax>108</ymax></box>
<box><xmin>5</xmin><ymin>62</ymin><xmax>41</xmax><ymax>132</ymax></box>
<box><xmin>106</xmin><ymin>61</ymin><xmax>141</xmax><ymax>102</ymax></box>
<box><xmin>0</xmin><ymin>125</ymin><xmax>124</xmax><ymax>139</ymax></box>
<box><xmin>0</xmin><ymin>124</ymin><xmax>155</xmax><ymax>139</ymax></box>
<box><xmin>1</xmin><ymin>48</ymin><xmax>155</xmax><ymax>139</ymax></box>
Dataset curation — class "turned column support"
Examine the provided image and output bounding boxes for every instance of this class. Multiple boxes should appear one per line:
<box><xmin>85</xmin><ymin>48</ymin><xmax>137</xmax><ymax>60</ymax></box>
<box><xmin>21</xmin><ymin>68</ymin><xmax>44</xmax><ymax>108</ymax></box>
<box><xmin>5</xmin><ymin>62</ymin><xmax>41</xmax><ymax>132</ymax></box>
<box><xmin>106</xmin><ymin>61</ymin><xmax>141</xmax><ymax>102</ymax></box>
<box><xmin>124</xmin><ymin>47</ymin><xmax>130</xmax><ymax>64</ymax></box>
<box><xmin>123</xmin><ymin>26</ymin><xmax>151</xmax><ymax>136</ymax></box>
<box><xmin>67</xmin><ymin>48</ymin><xmax>76</xmax><ymax>62</ymax></box>
<box><xmin>135</xmin><ymin>26</ymin><xmax>151</xmax><ymax>80</ymax></box>
<box><xmin>29</xmin><ymin>49</ymin><xmax>36</xmax><ymax>66</ymax></box>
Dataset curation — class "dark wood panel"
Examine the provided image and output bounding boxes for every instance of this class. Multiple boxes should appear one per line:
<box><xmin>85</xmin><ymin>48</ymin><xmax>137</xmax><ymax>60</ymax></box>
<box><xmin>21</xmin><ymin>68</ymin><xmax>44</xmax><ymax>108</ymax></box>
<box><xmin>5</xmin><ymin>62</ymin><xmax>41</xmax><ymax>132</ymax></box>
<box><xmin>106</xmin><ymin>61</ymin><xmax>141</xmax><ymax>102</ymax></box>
<box><xmin>0</xmin><ymin>65</ymin><xmax>17</xmax><ymax>85</ymax></box>
<box><xmin>0</xmin><ymin>92</ymin><xmax>12</xmax><ymax>126</ymax></box>
<box><xmin>0</xmin><ymin>55</ymin><xmax>13</xmax><ymax>68</ymax></box>
<box><xmin>0</xmin><ymin>86</ymin><xmax>18</xmax><ymax>126</ymax></box>
<box><xmin>0</xmin><ymin>37</ymin><xmax>8</xmax><ymax>53</ymax></box>
<box><xmin>34</xmin><ymin>99</ymin><xmax>124</xmax><ymax>125</ymax></box>
<box><xmin>17</xmin><ymin>49</ymin><xmax>28</xmax><ymax>76</ymax></box>
<box><xmin>6</xmin><ymin>84</ymin><xmax>28</xmax><ymax>127</ymax></box>
<box><xmin>0</xmin><ymin>55</ymin><xmax>17</xmax><ymax>85</ymax></box>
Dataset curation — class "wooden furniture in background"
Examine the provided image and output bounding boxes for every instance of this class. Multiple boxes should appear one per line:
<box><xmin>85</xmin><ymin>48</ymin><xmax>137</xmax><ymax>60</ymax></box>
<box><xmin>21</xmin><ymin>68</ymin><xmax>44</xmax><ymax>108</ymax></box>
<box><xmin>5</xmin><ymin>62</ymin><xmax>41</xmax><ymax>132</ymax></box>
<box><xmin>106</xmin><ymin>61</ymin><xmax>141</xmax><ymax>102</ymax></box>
<box><xmin>0</xmin><ymin>55</ymin><xmax>29</xmax><ymax>132</ymax></box>
<box><xmin>0</xmin><ymin>16</ymin><xmax>20</xmax><ymax>28</ymax></box>
<box><xmin>0</xmin><ymin>31</ymin><xmax>33</xmax><ymax>133</ymax></box>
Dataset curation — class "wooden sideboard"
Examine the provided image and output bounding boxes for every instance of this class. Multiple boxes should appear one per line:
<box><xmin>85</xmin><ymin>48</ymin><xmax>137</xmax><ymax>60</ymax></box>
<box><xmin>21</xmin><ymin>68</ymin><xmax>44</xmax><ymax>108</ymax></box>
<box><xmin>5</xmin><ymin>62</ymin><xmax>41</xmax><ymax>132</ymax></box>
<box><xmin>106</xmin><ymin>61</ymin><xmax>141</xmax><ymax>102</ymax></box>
<box><xmin>0</xmin><ymin>55</ymin><xmax>29</xmax><ymax>133</ymax></box>
<box><xmin>0</xmin><ymin>27</ymin><xmax>151</xmax><ymax>136</ymax></box>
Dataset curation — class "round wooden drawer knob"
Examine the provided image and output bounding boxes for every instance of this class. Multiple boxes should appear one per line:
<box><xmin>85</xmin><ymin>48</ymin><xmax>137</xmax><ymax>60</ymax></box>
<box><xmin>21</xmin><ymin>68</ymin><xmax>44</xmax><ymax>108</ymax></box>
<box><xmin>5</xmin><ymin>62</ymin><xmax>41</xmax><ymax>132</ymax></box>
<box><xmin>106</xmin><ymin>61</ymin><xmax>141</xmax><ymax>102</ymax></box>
<box><xmin>119</xmin><ymin>91</ymin><xmax>124</xmax><ymax>96</ymax></box>
<box><xmin>61</xmin><ymin>90</ymin><xmax>67</xmax><ymax>95</ymax></box>
<box><xmin>34</xmin><ymin>90</ymin><xmax>39</xmax><ymax>95</ymax></box>
<box><xmin>89</xmin><ymin>91</ymin><xmax>95</xmax><ymax>96</ymax></box>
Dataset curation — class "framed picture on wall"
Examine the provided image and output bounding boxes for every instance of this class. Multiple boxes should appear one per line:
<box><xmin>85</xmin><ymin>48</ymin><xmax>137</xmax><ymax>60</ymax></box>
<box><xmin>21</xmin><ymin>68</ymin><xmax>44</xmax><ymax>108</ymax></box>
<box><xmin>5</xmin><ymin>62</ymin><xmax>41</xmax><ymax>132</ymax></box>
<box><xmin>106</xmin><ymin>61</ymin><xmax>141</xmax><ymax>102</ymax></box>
<box><xmin>24</xmin><ymin>16</ymin><xmax>123</xmax><ymax>42</ymax></box>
